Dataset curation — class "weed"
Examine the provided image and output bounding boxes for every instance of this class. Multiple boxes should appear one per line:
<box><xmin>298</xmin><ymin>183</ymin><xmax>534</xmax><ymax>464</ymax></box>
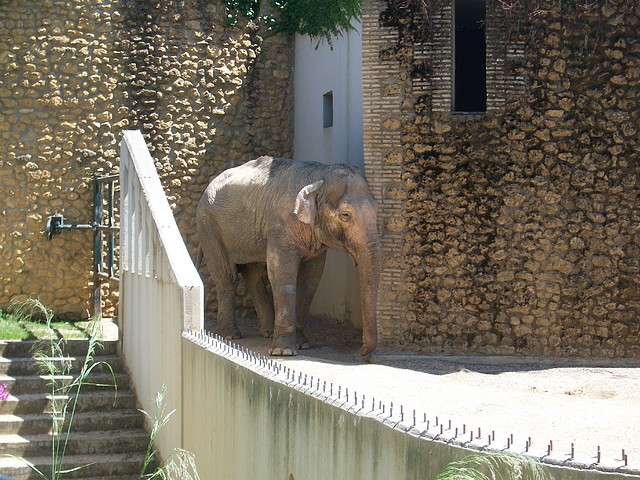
<box><xmin>139</xmin><ymin>384</ymin><xmax>200</xmax><ymax>480</ymax></box>
<box><xmin>9</xmin><ymin>298</ymin><xmax>117</xmax><ymax>480</ymax></box>
<box><xmin>435</xmin><ymin>451</ymin><xmax>552</xmax><ymax>480</ymax></box>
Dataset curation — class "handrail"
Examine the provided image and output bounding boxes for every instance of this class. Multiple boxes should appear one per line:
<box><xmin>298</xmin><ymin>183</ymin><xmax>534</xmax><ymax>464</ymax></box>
<box><xmin>120</xmin><ymin>130</ymin><xmax>203</xmax><ymax>330</ymax></box>
<box><xmin>119</xmin><ymin>129</ymin><xmax>204</xmax><ymax>458</ymax></box>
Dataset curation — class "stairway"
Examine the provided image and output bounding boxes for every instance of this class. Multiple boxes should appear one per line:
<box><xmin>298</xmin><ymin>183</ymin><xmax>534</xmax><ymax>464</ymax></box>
<box><xmin>0</xmin><ymin>339</ymin><xmax>152</xmax><ymax>479</ymax></box>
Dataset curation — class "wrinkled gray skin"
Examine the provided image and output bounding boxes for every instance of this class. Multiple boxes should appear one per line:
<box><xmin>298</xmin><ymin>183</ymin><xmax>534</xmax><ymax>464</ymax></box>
<box><xmin>196</xmin><ymin>156</ymin><xmax>381</xmax><ymax>356</ymax></box>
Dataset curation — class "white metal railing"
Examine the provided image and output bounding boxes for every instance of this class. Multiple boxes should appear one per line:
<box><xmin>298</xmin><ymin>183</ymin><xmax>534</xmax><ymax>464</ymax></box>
<box><xmin>119</xmin><ymin>130</ymin><xmax>204</xmax><ymax>458</ymax></box>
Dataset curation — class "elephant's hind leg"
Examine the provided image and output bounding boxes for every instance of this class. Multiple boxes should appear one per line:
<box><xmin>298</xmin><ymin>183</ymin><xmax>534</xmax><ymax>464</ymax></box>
<box><xmin>217</xmin><ymin>289</ymin><xmax>241</xmax><ymax>340</ymax></box>
<box><xmin>239</xmin><ymin>263</ymin><xmax>274</xmax><ymax>338</ymax></box>
<box><xmin>197</xmin><ymin>216</ymin><xmax>241</xmax><ymax>339</ymax></box>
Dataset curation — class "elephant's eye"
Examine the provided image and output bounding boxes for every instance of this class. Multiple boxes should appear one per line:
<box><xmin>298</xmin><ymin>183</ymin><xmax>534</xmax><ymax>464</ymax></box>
<box><xmin>338</xmin><ymin>211</ymin><xmax>351</xmax><ymax>222</ymax></box>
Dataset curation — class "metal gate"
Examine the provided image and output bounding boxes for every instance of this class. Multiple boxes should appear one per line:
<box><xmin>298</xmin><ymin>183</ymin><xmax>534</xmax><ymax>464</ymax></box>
<box><xmin>45</xmin><ymin>173</ymin><xmax>120</xmax><ymax>317</ymax></box>
<box><xmin>93</xmin><ymin>174</ymin><xmax>119</xmax><ymax>317</ymax></box>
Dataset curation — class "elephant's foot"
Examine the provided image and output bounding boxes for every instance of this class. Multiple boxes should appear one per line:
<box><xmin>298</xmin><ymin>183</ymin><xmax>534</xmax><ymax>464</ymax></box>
<box><xmin>218</xmin><ymin>327</ymin><xmax>242</xmax><ymax>340</ymax></box>
<box><xmin>269</xmin><ymin>336</ymin><xmax>297</xmax><ymax>356</ymax></box>
<box><xmin>296</xmin><ymin>330</ymin><xmax>309</xmax><ymax>350</ymax></box>
<box><xmin>259</xmin><ymin>327</ymin><xmax>274</xmax><ymax>338</ymax></box>
<box><xmin>257</xmin><ymin>315</ymin><xmax>274</xmax><ymax>339</ymax></box>
<box><xmin>269</xmin><ymin>345</ymin><xmax>297</xmax><ymax>356</ymax></box>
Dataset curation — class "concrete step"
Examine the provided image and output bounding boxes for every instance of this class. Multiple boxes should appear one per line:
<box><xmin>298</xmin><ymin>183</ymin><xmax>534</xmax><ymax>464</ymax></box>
<box><xmin>0</xmin><ymin>409</ymin><xmax>145</xmax><ymax>435</ymax></box>
<box><xmin>0</xmin><ymin>389</ymin><xmax>138</xmax><ymax>415</ymax></box>
<box><xmin>0</xmin><ymin>429</ymin><xmax>150</xmax><ymax>457</ymax></box>
<box><xmin>0</xmin><ymin>340</ymin><xmax>118</xmax><ymax>358</ymax></box>
<box><xmin>0</xmin><ymin>371</ymin><xmax>131</xmax><ymax>395</ymax></box>
<box><xmin>0</xmin><ymin>452</ymin><xmax>148</xmax><ymax>479</ymax></box>
<box><xmin>0</xmin><ymin>338</ymin><xmax>157</xmax><ymax>480</ymax></box>
<box><xmin>0</xmin><ymin>355</ymin><xmax>125</xmax><ymax>376</ymax></box>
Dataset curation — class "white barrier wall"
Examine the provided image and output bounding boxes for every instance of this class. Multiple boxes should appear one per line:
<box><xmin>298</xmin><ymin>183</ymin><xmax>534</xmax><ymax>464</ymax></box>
<box><xmin>119</xmin><ymin>130</ymin><xmax>204</xmax><ymax>458</ymax></box>
<box><xmin>181</xmin><ymin>332</ymin><xmax>640</xmax><ymax>480</ymax></box>
<box><xmin>182</xmin><ymin>332</ymin><xmax>458</xmax><ymax>480</ymax></box>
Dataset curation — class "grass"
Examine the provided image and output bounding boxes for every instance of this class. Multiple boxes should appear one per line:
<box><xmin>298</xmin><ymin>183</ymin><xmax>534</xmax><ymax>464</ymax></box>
<box><xmin>0</xmin><ymin>308</ymin><xmax>91</xmax><ymax>340</ymax></box>
<box><xmin>139</xmin><ymin>384</ymin><xmax>200</xmax><ymax>480</ymax></box>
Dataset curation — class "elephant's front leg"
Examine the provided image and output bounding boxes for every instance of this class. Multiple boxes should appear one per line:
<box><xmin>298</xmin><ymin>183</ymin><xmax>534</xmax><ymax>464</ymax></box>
<box><xmin>296</xmin><ymin>251</ymin><xmax>327</xmax><ymax>350</ymax></box>
<box><xmin>267</xmin><ymin>246</ymin><xmax>301</xmax><ymax>356</ymax></box>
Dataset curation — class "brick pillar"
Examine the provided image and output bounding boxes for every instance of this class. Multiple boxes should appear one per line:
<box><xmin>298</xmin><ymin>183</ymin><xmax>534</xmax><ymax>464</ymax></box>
<box><xmin>361</xmin><ymin>0</ymin><xmax>407</xmax><ymax>346</ymax></box>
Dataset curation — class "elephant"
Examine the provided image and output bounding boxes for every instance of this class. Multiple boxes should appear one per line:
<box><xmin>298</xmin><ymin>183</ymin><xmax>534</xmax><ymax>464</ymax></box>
<box><xmin>196</xmin><ymin>156</ymin><xmax>381</xmax><ymax>357</ymax></box>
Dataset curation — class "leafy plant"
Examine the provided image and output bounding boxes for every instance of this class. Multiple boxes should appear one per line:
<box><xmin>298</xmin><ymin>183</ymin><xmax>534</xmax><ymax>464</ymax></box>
<box><xmin>139</xmin><ymin>384</ymin><xmax>200</xmax><ymax>480</ymax></box>
<box><xmin>270</xmin><ymin>0</ymin><xmax>361</xmax><ymax>40</ymax></box>
<box><xmin>8</xmin><ymin>299</ymin><xmax>117</xmax><ymax>480</ymax></box>
<box><xmin>223</xmin><ymin>0</ymin><xmax>262</xmax><ymax>26</ymax></box>
<box><xmin>434</xmin><ymin>452</ymin><xmax>552</xmax><ymax>480</ymax></box>
<box><xmin>222</xmin><ymin>0</ymin><xmax>361</xmax><ymax>44</ymax></box>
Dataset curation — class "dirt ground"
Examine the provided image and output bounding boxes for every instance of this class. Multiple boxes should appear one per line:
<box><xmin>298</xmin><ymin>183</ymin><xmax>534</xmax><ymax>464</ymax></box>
<box><xmin>206</xmin><ymin>314</ymin><xmax>640</xmax><ymax>474</ymax></box>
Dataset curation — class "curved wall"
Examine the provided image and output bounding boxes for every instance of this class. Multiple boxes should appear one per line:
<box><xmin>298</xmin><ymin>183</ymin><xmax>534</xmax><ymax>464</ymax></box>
<box><xmin>0</xmin><ymin>0</ymin><xmax>294</xmax><ymax>318</ymax></box>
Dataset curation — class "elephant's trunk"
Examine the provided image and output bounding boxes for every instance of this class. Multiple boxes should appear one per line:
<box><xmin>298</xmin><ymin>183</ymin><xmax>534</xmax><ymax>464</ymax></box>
<box><xmin>357</xmin><ymin>237</ymin><xmax>381</xmax><ymax>356</ymax></box>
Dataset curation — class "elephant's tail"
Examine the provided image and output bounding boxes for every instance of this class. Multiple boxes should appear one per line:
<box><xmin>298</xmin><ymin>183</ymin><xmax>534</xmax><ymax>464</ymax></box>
<box><xmin>195</xmin><ymin>246</ymin><xmax>203</xmax><ymax>269</ymax></box>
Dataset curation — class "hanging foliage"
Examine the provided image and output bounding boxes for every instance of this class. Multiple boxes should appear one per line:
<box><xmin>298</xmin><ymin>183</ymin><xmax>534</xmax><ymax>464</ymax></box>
<box><xmin>222</xmin><ymin>0</ymin><xmax>262</xmax><ymax>27</ymax></box>
<box><xmin>221</xmin><ymin>0</ymin><xmax>361</xmax><ymax>43</ymax></box>
<box><xmin>222</xmin><ymin>0</ymin><xmax>639</xmax><ymax>46</ymax></box>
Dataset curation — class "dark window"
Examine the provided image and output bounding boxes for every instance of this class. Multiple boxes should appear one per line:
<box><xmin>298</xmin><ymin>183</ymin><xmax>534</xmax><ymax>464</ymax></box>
<box><xmin>454</xmin><ymin>0</ymin><xmax>486</xmax><ymax>112</ymax></box>
<box><xmin>323</xmin><ymin>91</ymin><xmax>334</xmax><ymax>128</ymax></box>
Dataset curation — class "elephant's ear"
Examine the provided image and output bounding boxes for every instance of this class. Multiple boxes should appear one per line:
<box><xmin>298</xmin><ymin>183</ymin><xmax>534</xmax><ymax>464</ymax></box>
<box><xmin>294</xmin><ymin>179</ymin><xmax>324</xmax><ymax>224</ymax></box>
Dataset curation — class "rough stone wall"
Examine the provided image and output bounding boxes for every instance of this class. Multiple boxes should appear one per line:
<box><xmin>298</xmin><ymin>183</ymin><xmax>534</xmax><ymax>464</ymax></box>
<box><xmin>363</xmin><ymin>0</ymin><xmax>640</xmax><ymax>356</ymax></box>
<box><xmin>0</xmin><ymin>0</ymin><xmax>293</xmax><ymax>318</ymax></box>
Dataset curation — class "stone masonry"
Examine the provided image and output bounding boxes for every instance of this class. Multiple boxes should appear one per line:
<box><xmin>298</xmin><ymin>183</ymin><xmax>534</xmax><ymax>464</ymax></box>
<box><xmin>2</xmin><ymin>0</ymin><xmax>638</xmax><ymax>359</ymax></box>
<box><xmin>0</xmin><ymin>0</ymin><xmax>294</xmax><ymax>318</ymax></box>
<box><xmin>362</xmin><ymin>0</ymin><xmax>639</xmax><ymax>357</ymax></box>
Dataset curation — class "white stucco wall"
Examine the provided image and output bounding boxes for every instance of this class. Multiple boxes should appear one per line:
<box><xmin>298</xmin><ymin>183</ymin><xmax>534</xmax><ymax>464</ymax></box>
<box><xmin>181</xmin><ymin>333</ymin><xmax>640</xmax><ymax>480</ymax></box>
<box><xmin>294</xmin><ymin>24</ymin><xmax>365</xmax><ymax>326</ymax></box>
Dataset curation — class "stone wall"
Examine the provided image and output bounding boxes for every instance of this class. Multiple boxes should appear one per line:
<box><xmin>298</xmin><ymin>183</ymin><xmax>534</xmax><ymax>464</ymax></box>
<box><xmin>362</xmin><ymin>0</ymin><xmax>639</xmax><ymax>356</ymax></box>
<box><xmin>0</xmin><ymin>0</ymin><xmax>294</xmax><ymax>318</ymax></box>
<box><xmin>3</xmin><ymin>0</ymin><xmax>638</xmax><ymax>358</ymax></box>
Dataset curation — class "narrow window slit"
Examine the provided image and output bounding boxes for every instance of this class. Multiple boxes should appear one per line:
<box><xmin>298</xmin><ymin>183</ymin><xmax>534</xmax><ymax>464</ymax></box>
<box><xmin>453</xmin><ymin>0</ymin><xmax>486</xmax><ymax>113</ymax></box>
<box><xmin>323</xmin><ymin>91</ymin><xmax>334</xmax><ymax>128</ymax></box>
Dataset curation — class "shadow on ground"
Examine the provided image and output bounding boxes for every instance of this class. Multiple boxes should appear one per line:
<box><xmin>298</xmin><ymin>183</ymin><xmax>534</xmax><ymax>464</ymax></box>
<box><xmin>203</xmin><ymin>312</ymin><xmax>640</xmax><ymax>375</ymax></box>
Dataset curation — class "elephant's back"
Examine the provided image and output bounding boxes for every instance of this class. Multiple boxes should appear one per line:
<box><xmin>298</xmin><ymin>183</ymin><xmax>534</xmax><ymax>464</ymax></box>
<box><xmin>200</xmin><ymin>156</ymin><xmax>314</xmax><ymax>208</ymax></box>
<box><xmin>196</xmin><ymin>157</ymin><xmax>294</xmax><ymax>263</ymax></box>
<box><xmin>209</xmin><ymin>156</ymin><xmax>292</xmax><ymax>189</ymax></box>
